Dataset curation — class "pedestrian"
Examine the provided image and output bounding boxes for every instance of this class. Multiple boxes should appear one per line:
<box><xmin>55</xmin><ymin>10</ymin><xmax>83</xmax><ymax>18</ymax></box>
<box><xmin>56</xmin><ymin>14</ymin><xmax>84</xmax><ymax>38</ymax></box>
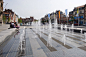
<box><xmin>10</xmin><ymin>22</ymin><xmax>12</xmax><ymax>28</ymax></box>
<box><xmin>15</xmin><ymin>22</ymin><xmax>20</xmax><ymax>28</ymax></box>
<box><xmin>14</xmin><ymin>22</ymin><xmax>20</xmax><ymax>32</ymax></box>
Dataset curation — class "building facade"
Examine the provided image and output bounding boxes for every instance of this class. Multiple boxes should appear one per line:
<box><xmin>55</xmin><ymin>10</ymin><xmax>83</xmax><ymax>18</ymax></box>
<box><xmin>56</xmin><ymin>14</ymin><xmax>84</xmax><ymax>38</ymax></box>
<box><xmin>0</xmin><ymin>0</ymin><xmax>3</xmax><ymax>24</ymax></box>
<box><xmin>3</xmin><ymin>9</ymin><xmax>18</xmax><ymax>23</ymax></box>
<box><xmin>22</xmin><ymin>17</ymin><xmax>34</xmax><ymax>25</ymax></box>
<box><xmin>55</xmin><ymin>10</ymin><xmax>67</xmax><ymax>24</ymax></box>
<box><xmin>3</xmin><ymin>9</ymin><xmax>14</xmax><ymax>23</ymax></box>
<box><xmin>69</xmin><ymin>4</ymin><xmax>86</xmax><ymax>25</ymax></box>
<box><xmin>41</xmin><ymin>10</ymin><xmax>68</xmax><ymax>24</ymax></box>
<box><xmin>15</xmin><ymin>14</ymin><xmax>18</xmax><ymax>23</ymax></box>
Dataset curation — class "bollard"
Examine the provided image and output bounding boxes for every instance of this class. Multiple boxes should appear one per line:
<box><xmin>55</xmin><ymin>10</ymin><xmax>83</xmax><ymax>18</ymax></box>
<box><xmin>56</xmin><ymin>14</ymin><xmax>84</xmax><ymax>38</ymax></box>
<box><xmin>84</xmin><ymin>33</ymin><xmax>86</xmax><ymax>42</ymax></box>
<box><xmin>80</xmin><ymin>29</ymin><xmax>82</xmax><ymax>34</ymax></box>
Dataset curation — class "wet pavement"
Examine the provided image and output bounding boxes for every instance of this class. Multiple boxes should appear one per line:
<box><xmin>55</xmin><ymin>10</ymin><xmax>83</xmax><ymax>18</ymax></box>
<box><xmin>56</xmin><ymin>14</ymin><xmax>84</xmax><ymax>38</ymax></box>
<box><xmin>0</xmin><ymin>29</ymin><xmax>23</xmax><ymax>57</ymax></box>
<box><xmin>0</xmin><ymin>26</ymin><xmax>86</xmax><ymax>57</ymax></box>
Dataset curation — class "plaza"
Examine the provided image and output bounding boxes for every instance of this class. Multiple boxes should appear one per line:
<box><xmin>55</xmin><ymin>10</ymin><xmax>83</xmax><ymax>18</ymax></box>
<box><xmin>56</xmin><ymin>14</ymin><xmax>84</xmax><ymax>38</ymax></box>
<box><xmin>0</xmin><ymin>23</ymin><xmax>86</xmax><ymax>57</ymax></box>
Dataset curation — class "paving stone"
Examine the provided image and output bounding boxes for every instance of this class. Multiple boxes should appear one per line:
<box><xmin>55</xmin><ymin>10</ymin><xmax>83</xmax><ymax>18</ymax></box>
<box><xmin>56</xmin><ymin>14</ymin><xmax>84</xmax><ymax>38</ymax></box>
<box><xmin>28</xmin><ymin>29</ymin><xmax>47</xmax><ymax>57</ymax></box>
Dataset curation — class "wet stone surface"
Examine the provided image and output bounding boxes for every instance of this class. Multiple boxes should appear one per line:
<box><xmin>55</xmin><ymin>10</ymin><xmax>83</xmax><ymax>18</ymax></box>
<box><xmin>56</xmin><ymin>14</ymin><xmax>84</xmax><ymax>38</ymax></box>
<box><xmin>1</xmin><ymin>27</ymin><xmax>86</xmax><ymax>57</ymax></box>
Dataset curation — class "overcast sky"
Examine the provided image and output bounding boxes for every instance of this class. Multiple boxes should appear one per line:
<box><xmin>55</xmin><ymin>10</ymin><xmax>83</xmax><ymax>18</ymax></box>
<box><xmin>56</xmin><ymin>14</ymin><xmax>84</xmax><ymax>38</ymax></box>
<box><xmin>3</xmin><ymin>0</ymin><xmax>86</xmax><ymax>19</ymax></box>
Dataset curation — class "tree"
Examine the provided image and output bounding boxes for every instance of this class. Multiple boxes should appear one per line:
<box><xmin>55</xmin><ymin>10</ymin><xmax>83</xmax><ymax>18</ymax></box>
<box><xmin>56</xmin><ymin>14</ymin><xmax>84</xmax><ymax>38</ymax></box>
<box><xmin>8</xmin><ymin>18</ymin><xmax>10</xmax><ymax>23</ymax></box>
<box><xmin>3</xmin><ymin>15</ymin><xmax>6</xmax><ymax>23</ymax></box>
<box><xmin>18</xmin><ymin>19</ymin><xmax>22</xmax><ymax>23</ymax></box>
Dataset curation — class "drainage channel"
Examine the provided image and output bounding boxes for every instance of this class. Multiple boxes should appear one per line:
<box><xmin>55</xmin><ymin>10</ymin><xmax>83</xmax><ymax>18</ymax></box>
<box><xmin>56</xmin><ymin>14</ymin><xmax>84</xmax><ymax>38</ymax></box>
<box><xmin>78</xmin><ymin>46</ymin><xmax>86</xmax><ymax>51</ymax></box>
<box><xmin>17</xmin><ymin>29</ymin><xmax>26</xmax><ymax>57</ymax></box>
<box><xmin>41</xmin><ymin>32</ymin><xmax>72</xmax><ymax>49</ymax></box>
<box><xmin>41</xmin><ymin>30</ymin><xmax>86</xmax><ymax>51</ymax></box>
<box><xmin>44</xmin><ymin>29</ymin><xmax>86</xmax><ymax>44</ymax></box>
<box><xmin>17</xmin><ymin>40</ymin><xmax>26</xmax><ymax>57</ymax></box>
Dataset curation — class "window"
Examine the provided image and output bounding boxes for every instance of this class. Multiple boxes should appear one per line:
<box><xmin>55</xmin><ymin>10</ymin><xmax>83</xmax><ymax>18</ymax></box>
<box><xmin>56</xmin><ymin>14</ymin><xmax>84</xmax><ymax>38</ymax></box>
<box><xmin>74</xmin><ymin>9</ymin><xmax>77</xmax><ymax>11</ymax></box>
<box><xmin>75</xmin><ymin>12</ymin><xmax>77</xmax><ymax>15</ymax></box>
<box><xmin>73</xmin><ymin>12</ymin><xmax>75</xmax><ymax>15</ymax></box>
<box><xmin>82</xmin><ymin>10</ymin><xmax>84</xmax><ymax>13</ymax></box>
<box><xmin>79</xmin><ymin>8</ymin><xmax>82</xmax><ymax>10</ymax></box>
<box><xmin>5</xmin><ymin>14</ymin><xmax>9</xmax><ymax>16</ymax></box>
<box><xmin>64</xmin><ymin>15</ymin><xmax>66</xmax><ymax>17</ymax></box>
<box><xmin>70</xmin><ymin>16</ymin><xmax>72</xmax><ymax>18</ymax></box>
<box><xmin>70</xmin><ymin>12</ymin><xmax>73</xmax><ymax>14</ymax></box>
<box><xmin>56</xmin><ymin>12</ymin><xmax>58</xmax><ymax>14</ymax></box>
<box><xmin>81</xmin><ymin>16</ymin><xmax>83</xmax><ymax>19</ymax></box>
<box><xmin>80</xmin><ymin>11</ymin><xmax>82</xmax><ymax>13</ymax></box>
<box><xmin>1</xmin><ymin>3</ymin><xmax>3</xmax><ymax>7</ymax></box>
<box><xmin>61</xmin><ymin>15</ymin><xmax>63</xmax><ymax>17</ymax></box>
<box><xmin>5</xmin><ymin>14</ymin><xmax>7</xmax><ymax>16</ymax></box>
<box><xmin>7</xmin><ymin>17</ymin><xmax>8</xmax><ymax>19</ymax></box>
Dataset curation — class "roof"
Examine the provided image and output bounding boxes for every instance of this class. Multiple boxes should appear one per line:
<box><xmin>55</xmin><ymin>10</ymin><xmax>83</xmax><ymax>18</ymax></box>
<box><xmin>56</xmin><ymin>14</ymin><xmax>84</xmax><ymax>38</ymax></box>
<box><xmin>3</xmin><ymin>12</ymin><xmax>9</xmax><ymax>14</ymax></box>
<box><xmin>76</xmin><ymin>5</ymin><xmax>85</xmax><ymax>8</ymax></box>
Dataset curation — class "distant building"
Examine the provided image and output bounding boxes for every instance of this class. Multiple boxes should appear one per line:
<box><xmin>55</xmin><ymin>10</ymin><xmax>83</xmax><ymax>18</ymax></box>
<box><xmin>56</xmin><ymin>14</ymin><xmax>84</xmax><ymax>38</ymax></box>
<box><xmin>22</xmin><ymin>18</ymin><xmax>26</xmax><ymax>24</ymax></box>
<box><xmin>3</xmin><ymin>9</ymin><xmax>14</xmax><ymax>23</ymax></box>
<box><xmin>15</xmin><ymin>14</ymin><xmax>18</xmax><ymax>23</ymax></box>
<box><xmin>69</xmin><ymin>4</ymin><xmax>86</xmax><ymax>25</ymax></box>
<box><xmin>55</xmin><ymin>10</ymin><xmax>67</xmax><ymax>24</ymax></box>
<box><xmin>0</xmin><ymin>0</ymin><xmax>3</xmax><ymax>24</ymax></box>
<box><xmin>41</xmin><ymin>10</ymin><xmax>67</xmax><ymax>24</ymax></box>
<box><xmin>22</xmin><ymin>17</ymin><xmax>34</xmax><ymax>25</ymax></box>
<box><xmin>30</xmin><ymin>16</ymin><xmax>34</xmax><ymax>22</ymax></box>
<box><xmin>3</xmin><ymin>9</ymin><xmax>18</xmax><ymax>23</ymax></box>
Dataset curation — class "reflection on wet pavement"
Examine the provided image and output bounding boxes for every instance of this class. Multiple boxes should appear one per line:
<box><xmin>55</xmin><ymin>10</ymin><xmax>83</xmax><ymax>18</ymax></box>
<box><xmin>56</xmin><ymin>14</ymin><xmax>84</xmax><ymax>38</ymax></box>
<box><xmin>0</xmin><ymin>29</ymin><xmax>23</xmax><ymax>57</ymax></box>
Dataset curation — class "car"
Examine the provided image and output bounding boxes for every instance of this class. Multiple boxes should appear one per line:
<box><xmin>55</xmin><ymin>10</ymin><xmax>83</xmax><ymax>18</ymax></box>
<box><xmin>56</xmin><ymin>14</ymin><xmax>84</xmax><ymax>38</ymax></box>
<box><xmin>74</xmin><ymin>23</ymin><xmax>78</xmax><ymax>26</ymax></box>
<box><xmin>20</xmin><ymin>23</ymin><xmax>22</xmax><ymax>26</ymax></box>
<box><xmin>83</xmin><ymin>24</ymin><xmax>86</xmax><ymax>26</ymax></box>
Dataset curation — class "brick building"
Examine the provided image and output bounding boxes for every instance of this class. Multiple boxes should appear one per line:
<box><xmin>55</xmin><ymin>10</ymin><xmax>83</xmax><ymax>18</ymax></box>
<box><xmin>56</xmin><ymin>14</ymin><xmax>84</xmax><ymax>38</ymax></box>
<box><xmin>3</xmin><ymin>9</ymin><xmax>18</xmax><ymax>23</ymax></box>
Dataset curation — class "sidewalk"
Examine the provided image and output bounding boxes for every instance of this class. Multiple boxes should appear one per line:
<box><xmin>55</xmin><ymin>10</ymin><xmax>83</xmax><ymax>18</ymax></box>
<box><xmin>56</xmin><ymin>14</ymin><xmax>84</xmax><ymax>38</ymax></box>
<box><xmin>0</xmin><ymin>24</ymin><xmax>10</xmax><ymax>32</ymax></box>
<box><xmin>0</xmin><ymin>24</ymin><xmax>16</xmax><ymax>45</ymax></box>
